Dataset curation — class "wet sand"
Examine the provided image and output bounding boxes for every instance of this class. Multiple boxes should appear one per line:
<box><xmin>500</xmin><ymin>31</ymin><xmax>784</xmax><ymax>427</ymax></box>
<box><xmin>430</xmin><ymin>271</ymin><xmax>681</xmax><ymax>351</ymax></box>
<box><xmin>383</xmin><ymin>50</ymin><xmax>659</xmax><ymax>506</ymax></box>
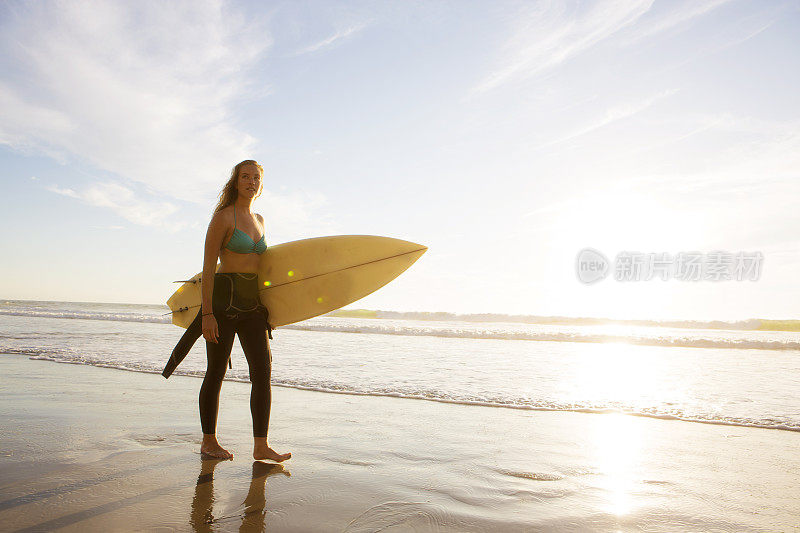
<box><xmin>0</xmin><ymin>353</ymin><xmax>798</xmax><ymax>532</ymax></box>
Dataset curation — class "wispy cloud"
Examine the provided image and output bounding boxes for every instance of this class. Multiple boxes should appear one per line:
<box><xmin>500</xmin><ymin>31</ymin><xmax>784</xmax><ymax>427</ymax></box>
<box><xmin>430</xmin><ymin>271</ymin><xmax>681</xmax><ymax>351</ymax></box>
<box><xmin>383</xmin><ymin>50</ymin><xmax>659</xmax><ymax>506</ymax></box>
<box><xmin>469</xmin><ymin>0</ymin><xmax>742</xmax><ymax>97</ymax></box>
<box><xmin>46</xmin><ymin>180</ymin><xmax>182</xmax><ymax>229</ymax></box>
<box><xmin>532</xmin><ymin>88</ymin><xmax>678</xmax><ymax>150</ymax></box>
<box><xmin>88</xmin><ymin>225</ymin><xmax>125</xmax><ymax>230</ymax></box>
<box><xmin>617</xmin><ymin>0</ymin><xmax>732</xmax><ymax>44</ymax></box>
<box><xmin>632</xmin><ymin>112</ymin><xmax>800</xmax><ymax>178</ymax></box>
<box><xmin>0</xmin><ymin>0</ymin><xmax>270</xmax><ymax>207</ymax></box>
<box><xmin>470</xmin><ymin>0</ymin><xmax>655</xmax><ymax>96</ymax></box>
<box><xmin>628</xmin><ymin>112</ymin><xmax>783</xmax><ymax>157</ymax></box>
<box><xmin>295</xmin><ymin>23</ymin><xmax>366</xmax><ymax>55</ymax></box>
<box><xmin>44</xmin><ymin>184</ymin><xmax>80</xmax><ymax>199</ymax></box>
<box><xmin>642</xmin><ymin>6</ymin><xmax>780</xmax><ymax>77</ymax></box>
<box><xmin>258</xmin><ymin>188</ymin><xmax>335</xmax><ymax>241</ymax></box>
<box><xmin>0</xmin><ymin>1</ymin><xmax>340</xmax><ymax>232</ymax></box>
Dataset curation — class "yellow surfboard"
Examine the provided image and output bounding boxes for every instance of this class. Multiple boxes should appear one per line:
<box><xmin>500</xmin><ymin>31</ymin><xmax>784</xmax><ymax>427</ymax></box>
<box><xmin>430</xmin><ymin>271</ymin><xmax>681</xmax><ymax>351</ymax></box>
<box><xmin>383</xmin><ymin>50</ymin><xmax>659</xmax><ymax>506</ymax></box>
<box><xmin>166</xmin><ymin>235</ymin><xmax>427</xmax><ymax>329</ymax></box>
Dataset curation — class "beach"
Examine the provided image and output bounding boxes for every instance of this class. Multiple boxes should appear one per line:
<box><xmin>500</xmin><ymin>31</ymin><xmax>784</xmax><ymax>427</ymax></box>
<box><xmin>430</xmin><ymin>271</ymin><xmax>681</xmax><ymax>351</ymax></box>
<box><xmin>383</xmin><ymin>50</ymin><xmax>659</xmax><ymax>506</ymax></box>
<box><xmin>1</xmin><ymin>352</ymin><xmax>798</xmax><ymax>532</ymax></box>
<box><xmin>3</xmin><ymin>0</ymin><xmax>799</xmax><ymax>530</ymax></box>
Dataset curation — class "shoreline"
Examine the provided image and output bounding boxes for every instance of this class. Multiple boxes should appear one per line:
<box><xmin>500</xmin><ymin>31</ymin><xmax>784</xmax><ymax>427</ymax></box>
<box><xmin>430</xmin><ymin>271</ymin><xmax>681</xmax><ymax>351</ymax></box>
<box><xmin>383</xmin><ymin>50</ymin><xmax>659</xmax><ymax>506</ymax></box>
<box><xmin>17</xmin><ymin>352</ymin><xmax>800</xmax><ymax>434</ymax></box>
<box><xmin>1</xmin><ymin>352</ymin><xmax>798</xmax><ymax>531</ymax></box>
<box><xmin>6</xmin><ymin>298</ymin><xmax>800</xmax><ymax>332</ymax></box>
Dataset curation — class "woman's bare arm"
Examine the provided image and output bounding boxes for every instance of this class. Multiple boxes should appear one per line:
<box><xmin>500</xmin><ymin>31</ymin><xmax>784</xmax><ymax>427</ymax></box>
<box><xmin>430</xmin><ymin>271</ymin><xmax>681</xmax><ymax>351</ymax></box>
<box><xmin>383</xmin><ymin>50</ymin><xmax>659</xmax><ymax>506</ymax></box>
<box><xmin>201</xmin><ymin>210</ymin><xmax>227</xmax><ymax>314</ymax></box>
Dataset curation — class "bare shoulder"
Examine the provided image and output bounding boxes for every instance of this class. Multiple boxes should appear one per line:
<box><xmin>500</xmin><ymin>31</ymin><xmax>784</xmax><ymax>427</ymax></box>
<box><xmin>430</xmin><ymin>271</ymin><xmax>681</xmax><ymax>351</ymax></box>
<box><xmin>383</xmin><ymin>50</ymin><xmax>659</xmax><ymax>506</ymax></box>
<box><xmin>209</xmin><ymin>206</ymin><xmax>233</xmax><ymax>228</ymax></box>
<box><xmin>211</xmin><ymin>205</ymin><xmax>233</xmax><ymax>224</ymax></box>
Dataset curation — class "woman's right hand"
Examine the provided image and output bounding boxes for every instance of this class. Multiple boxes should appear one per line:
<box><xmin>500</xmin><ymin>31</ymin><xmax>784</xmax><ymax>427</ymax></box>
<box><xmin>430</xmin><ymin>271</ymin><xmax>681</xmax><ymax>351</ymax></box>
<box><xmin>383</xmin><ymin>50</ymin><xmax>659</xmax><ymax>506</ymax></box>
<box><xmin>202</xmin><ymin>314</ymin><xmax>219</xmax><ymax>344</ymax></box>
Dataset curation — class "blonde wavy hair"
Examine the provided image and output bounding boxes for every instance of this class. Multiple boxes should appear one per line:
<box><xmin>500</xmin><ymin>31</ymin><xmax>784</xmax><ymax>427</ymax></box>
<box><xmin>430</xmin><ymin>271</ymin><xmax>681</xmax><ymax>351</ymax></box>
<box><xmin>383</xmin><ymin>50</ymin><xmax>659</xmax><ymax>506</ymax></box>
<box><xmin>213</xmin><ymin>160</ymin><xmax>264</xmax><ymax>214</ymax></box>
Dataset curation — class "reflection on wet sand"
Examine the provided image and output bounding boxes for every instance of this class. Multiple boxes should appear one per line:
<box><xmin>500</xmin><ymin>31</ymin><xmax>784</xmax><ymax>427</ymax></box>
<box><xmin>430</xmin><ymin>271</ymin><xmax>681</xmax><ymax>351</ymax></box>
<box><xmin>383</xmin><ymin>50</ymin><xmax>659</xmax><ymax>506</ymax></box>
<box><xmin>190</xmin><ymin>458</ymin><xmax>290</xmax><ymax>532</ymax></box>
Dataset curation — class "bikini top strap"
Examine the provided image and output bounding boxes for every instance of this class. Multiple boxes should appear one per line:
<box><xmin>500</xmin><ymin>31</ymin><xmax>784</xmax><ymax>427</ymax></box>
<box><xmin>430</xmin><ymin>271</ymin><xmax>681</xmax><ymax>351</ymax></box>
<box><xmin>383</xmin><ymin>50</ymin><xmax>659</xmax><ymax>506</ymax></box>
<box><xmin>232</xmin><ymin>205</ymin><xmax>236</xmax><ymax>229</ymax></box>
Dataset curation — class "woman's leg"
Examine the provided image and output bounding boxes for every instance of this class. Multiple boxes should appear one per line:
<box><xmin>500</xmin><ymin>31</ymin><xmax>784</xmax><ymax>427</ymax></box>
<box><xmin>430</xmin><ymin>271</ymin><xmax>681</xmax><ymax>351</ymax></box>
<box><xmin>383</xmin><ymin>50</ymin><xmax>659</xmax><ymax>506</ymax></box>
<box><xmin>236</xmin><ymin>313</ymin><xmax>272</xmax><ymax>437</ymax></box>
<box><xmin>199</xmin><ymin>316</ymin><xmax>235</xmax><ymax>458</ymax></box>
<box><xmin>236</xmin><ymin>313</ymin><xmax>291</xmax><ymax>462</ymax></box>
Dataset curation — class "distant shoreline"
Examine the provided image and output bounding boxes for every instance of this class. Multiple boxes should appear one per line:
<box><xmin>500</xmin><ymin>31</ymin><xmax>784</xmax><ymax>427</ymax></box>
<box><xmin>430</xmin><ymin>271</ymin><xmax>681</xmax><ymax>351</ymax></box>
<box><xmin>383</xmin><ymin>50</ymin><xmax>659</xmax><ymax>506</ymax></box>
<box><xmin>327</xmin><ymin>309</ymin><xmax>800</xmax><ymax>332</ymax></box>
<box><xmin>2</xmin><ymin>299</ymin><xmax>799</xmax><ymax>332</ymax></box>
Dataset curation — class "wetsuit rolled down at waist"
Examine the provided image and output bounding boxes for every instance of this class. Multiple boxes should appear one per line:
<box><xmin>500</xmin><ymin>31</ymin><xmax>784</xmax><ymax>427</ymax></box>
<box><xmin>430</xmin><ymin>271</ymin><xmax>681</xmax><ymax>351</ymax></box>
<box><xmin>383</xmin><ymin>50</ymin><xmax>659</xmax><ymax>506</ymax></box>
<box><xmin>162</xmin><ymin>273</ymin><xmax>273</xmax><ymax>379</ymax></box>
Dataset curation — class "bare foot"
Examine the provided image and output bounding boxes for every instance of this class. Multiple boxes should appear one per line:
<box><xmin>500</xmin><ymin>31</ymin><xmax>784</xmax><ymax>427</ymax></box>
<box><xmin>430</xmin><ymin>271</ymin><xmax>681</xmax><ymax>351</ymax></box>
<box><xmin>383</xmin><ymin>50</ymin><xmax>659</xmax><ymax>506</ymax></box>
<box><xmin>253</xmin><ymin>443</ymin><xmax>291</xmax><ymax>462</ymax></box>
<box><xmin>200</xmin><ymin>438</ymin><xmax>233</xmax><ymax>460</ymax></box>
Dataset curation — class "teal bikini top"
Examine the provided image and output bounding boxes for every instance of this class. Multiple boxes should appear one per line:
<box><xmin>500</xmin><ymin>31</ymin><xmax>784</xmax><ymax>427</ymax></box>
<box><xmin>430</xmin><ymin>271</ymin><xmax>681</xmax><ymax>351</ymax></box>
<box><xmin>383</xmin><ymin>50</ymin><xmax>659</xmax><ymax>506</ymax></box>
<box><xmin>225</xmin><ymin>208</ymin><xmax>267</xmax><ymax>254</ymax></box>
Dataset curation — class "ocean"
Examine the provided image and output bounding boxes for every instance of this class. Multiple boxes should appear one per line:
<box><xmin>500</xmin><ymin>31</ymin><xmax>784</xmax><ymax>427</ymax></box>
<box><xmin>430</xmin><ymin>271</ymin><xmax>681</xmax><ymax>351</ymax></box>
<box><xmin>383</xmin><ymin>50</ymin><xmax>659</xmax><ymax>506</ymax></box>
<box><xmin>1</xmin><ymin>299</ymin><xmax>799</xmax><ymax>433</ymax></box>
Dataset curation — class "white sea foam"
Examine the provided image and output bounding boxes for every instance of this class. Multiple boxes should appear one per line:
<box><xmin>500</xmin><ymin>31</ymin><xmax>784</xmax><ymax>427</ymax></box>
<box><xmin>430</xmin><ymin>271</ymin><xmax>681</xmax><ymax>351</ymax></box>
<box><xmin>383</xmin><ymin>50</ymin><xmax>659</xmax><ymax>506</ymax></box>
<box><xmin>6</xmin><ymin>348</ymin><xmax>798</xmax><ymax>434</ymax></box>
<box><xmin>1</xmin><ymin>309</ymin><xmax>799</xmax><ymax>351</ymax></box>
<box><xmin>0</xmin><ymin>309</ymin><xmax>171</xmax><ymax>324</ymax></box>
<box><xmin>282</xmin><ymin>323</ymin><xmax>800</xmax><ymax>351</ymax></box>
<box><xmin>3</xmin><ymin>300</ymin><xmax>800</xmax><ymax>438</ymax></box>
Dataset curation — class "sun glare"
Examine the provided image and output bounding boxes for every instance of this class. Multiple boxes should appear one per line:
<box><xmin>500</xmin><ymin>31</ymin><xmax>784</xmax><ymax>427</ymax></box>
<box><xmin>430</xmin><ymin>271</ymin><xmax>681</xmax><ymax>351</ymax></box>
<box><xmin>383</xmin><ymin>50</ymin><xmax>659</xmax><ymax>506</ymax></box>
<box><xmin>591</xmin><ymin>412</ymin><xmax>643</xmax><ymax>516</ymax></box>
<box><xmin>554</xmin><ymin>189</ymin><xmax>705</xmax><ymax>253</ymax></box>
<box><xmin>570</xmin><ymin>342</ymin><xmax>658</xmax><ymax>408</ymax></box>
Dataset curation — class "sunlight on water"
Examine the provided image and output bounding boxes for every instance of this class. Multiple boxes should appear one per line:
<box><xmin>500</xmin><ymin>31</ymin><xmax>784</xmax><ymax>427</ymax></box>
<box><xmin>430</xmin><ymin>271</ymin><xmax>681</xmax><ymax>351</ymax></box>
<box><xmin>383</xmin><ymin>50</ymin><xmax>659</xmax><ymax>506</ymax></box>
<box><xmin>570</xmin><ymin>342</ymin><xmax>660</xmax><ymax>410</ymax></box>
<box><xmin>1</xmin><ymin>303</ymin><xmax>799</xmax><ymax>433</ymax></box>
<box><xmin>591</xmin><ymin>413</ymin><xmax>642</xmax><ymax>516</ymax></box>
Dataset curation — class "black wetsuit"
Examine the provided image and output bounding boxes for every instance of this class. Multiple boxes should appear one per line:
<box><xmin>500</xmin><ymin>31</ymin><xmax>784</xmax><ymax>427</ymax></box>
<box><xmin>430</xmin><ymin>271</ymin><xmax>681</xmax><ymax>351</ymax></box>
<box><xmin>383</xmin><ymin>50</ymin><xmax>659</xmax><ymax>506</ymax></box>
<box><xmin>163</xmin><ymin>272</ymin><xmax>274</xmax><ymax>438</ymax></box>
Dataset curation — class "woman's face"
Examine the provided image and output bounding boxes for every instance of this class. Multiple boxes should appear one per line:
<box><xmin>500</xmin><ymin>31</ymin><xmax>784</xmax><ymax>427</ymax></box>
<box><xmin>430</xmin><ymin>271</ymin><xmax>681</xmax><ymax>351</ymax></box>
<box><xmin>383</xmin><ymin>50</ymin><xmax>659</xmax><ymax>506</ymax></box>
<box><xmin>237</xmin><ymin>164</ymin><xmax>262</xmax><ymax>199</ymax></box>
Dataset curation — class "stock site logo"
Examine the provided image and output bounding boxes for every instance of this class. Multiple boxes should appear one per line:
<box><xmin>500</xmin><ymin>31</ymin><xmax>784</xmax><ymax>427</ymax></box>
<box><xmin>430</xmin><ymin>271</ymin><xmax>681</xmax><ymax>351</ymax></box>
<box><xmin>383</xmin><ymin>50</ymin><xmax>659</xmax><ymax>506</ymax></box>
<box><xmin>575</xmin><ymin>248</ymin><xmax>609</xmax><ymax>284</ymax></box>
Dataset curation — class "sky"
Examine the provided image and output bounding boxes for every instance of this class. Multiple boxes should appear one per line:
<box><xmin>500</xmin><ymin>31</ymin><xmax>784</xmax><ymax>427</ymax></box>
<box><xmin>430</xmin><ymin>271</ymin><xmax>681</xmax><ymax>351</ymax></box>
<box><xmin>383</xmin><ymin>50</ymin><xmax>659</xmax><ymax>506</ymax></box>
<box><xmin>0</xmin><ymin>0</ymin><xmax>798</xmax><ymax>321</ymax></box>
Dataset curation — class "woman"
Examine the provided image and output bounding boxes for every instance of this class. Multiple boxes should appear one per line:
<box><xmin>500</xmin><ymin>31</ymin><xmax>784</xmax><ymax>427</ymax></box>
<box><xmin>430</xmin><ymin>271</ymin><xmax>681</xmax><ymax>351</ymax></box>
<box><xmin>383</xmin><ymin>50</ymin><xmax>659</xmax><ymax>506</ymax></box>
<box><xmin>197</xmin><ymin>159</ymin><xmax>291</xmax><ymax>462</ymax></box>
